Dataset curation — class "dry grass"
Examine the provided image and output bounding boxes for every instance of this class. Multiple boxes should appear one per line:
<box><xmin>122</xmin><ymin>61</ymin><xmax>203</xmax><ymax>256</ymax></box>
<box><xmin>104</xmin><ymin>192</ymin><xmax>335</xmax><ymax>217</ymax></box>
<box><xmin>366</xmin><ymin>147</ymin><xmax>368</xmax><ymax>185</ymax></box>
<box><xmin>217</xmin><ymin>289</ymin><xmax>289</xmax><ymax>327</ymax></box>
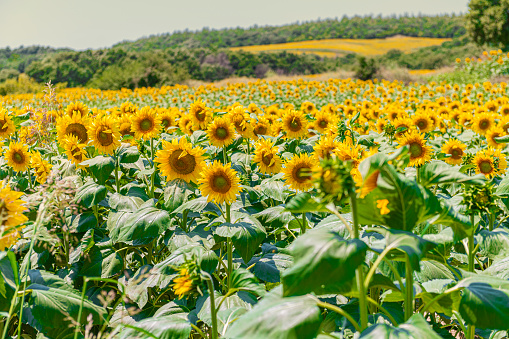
<box><xmin>230</xmin><ymin>36</ymin><xmax>451</xmax><ymax>57</ymax></box>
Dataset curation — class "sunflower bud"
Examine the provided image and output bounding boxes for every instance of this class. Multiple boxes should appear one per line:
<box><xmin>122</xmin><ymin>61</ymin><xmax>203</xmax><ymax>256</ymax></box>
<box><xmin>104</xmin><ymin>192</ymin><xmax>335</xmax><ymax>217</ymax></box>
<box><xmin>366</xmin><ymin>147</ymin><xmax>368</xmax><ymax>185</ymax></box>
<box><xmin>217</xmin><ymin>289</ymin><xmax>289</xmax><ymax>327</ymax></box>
<box><xmin>313</xmin><ymin>156</ymin><xmax>355</xmax><ymax>204</ymax></box>
<box><xmin>462</xmin><ymin>182</ymin><xmax>499</xmax><ymax>215</ymax></box>
<box><xmin>172</xmin><ymin>261</ymin><xmax>202</xmax><ymax>300</ymax></box>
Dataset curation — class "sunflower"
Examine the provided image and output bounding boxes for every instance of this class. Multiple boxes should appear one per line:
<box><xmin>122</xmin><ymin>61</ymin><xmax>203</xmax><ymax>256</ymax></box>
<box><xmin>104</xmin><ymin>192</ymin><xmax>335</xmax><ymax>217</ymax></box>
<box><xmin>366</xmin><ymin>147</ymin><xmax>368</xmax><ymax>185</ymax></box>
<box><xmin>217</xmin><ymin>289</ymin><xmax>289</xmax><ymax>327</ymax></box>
<box><xmin>155</xmin><ymin>138</ymin><xmax>206</xmax><ymax>183</ymax></box>
<box><xmin>412</xmin><ymin>111</ymin><xmax>434</xmax><ymax>133</ymax></box>
<box><xmin>282</xmin><ymin>153</ymin><xmax>315</xmax><ymax>191</ymax></box>
<box><xmin>198</xmin><ymin>161</ymin><xmax>242</xmax><ymax>204</ymax></box>
<box><xmin>172</xmin><ymin>268</ymin><xmax>194</xmax><ymax>299</ymax></box>
<box><xmin>63</xmin><ymin>135</ymin><xmax>88</xmax><ymax>165</ymax></box>
<box><xmin>441</xmin><ymin>139</ymin><xmax>466</xmax><ymax>165</ymax></box>
<box><xmin>6</xmin><ymin>142</ymin><xmax>30</xmax><ymax>172</ymax></box>
<box><xmin>131</xmin><ymin>106</ymin><xmax>162</xmax><ymax>140</ymax></box>
<box><xmin>253</xmin><ymin>138</ymin><xmax>282</xmax><ymax>174</ymax></box>
<box><xmin>158</xmin><ymin>108</ymin><xmax>175</xmax><ymax>132</ymax></box>
<box><xmin>486</xmin><ymin>126</ymin><xmax>506</xmax><ymax>149</ymax></box>
<box><xmin>56</xmin><ymin>113</ymin><xmax>90</xmax><ymax>145</ymax></box>
<box><xmin>313</xmin><ymin>110</ymin><xmax>335</xmax><ymax>133</ymax></box>
<box><xmin>178</xmin><ymin>114</ymin><xmax>194</xmax><ymax>136</ymax></box>
<box><xmin>473</xmin><ymin>148</ymin><xmax>507</xmax><ymax>178</ymax></box>
<box><xmin>207</xmin><ymin>117</ymin><xmax>236</xmax><ymax>148</ymax></box>
<box><xmin>0</xmin><ymin>183</ymin><xmax>28</xmax><ymax>250</ymax></box>
<box><xmin>282</xmin><ymin>110</ymin><xmax>308</xmax><ymax>139</ymax></box>
<box><xmin>89</xmin><ymin>116</ymin><xmax>121</xmax><ymax>154</ymax></box>
<box><xmin>30</xmin><ymin>152</ymin><xmax>52</xmax><ymax>184</ymax></box>
<box><xmin>0</xmin><ymin>107</ymin><xmax>15</xmax><ymax>139</ymax></box>
<box><xmin>500</xmin><ymin>104</ymin><xmax>509</xmax><ymax>116</ymax></box>
<box><xmin>313</xmin><ymin>136</ymin><xmax>339</xmax><ymax>160</ymax></box>
<box><xmin>471</xmin><ymin>112</ymin><xmax>495</xmax><ymax>136</ymax></box>
<box><xmin>397</xmin><ymin>131</ymin><xmax>432</xmax><ymax>167</ymax></box>
<box><xmin>253</xmin><ymin>117</ymin><xmax>272</xmax><ymax>138</ymax></box>
<box><xmin>65</xmin><ymin>101</ymin><xmax>89</xmax><ymax>117</ymax></box>
<box><xmin>117</xmin><ymin>115</ymin><xmax>135</xmax><ymax>141</ymax></box>
<box><xmin>228</xmin><ymin>105</ymin><xmax>254</xmax><ymax>139</ymax></box>
<box><xmin>189</xmin><ymin>101</ymin><xmax>212</xmax><ymax>130</ymax></box>
<box><xmin>393</xmin><ymin>117</ymin><xmax>414</xmax><ymax>138</ymax></box>
<box><xmin>301</xmin><ymin>101</ymin><xmax>315</xmax><ymax>113</ymax></box>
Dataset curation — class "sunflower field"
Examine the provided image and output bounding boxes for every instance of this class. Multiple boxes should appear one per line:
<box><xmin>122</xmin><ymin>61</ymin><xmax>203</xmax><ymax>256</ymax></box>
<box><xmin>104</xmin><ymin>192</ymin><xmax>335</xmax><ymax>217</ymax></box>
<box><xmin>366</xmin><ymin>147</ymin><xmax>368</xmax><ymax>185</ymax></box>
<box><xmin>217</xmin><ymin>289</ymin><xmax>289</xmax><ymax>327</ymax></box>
<box><xmin>2</xmin><ymin>50</ymin><xmax>509</xmax><ymax>339</ymax></box>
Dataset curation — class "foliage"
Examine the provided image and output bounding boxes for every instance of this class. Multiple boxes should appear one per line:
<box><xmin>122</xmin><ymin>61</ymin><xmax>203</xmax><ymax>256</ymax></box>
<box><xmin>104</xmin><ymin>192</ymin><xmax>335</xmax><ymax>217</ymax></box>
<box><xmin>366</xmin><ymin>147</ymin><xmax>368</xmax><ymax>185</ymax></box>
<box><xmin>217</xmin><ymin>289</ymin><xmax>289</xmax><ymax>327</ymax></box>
<box><xmin>466</xmin><ymin>0</ymin><xmax>509</xmax><ymax>48</ymax></box>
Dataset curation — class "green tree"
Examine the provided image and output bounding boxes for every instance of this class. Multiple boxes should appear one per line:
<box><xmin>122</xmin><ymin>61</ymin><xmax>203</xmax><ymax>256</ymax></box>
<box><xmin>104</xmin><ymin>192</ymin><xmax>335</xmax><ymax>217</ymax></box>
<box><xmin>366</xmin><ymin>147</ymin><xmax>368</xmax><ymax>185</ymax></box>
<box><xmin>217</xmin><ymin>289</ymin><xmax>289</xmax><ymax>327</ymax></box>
<box><xmin>466</xmin><ymin>0</ymin><xmax>509</xmax><ymax>48</ymax></box>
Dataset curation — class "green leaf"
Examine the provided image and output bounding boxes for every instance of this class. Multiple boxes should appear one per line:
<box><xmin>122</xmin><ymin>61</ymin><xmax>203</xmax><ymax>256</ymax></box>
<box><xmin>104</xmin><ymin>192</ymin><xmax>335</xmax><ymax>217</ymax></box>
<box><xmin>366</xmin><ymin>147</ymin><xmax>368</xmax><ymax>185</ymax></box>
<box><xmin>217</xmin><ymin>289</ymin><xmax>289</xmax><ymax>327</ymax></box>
<box><xmin>247</xmin><ymin>253</ymin><xmax>293</xmax><ymax>283</ymax></box>
<box><xmin>419</xmin><ymin>160</ymin><xmax>485</xmax><ymax>188</ymax></box>
<box><xmin>216</xmin><ymin>219</ymin><xmax>267</xmax><ymax>262</ymax></box>
<box><xmin>23</xmin><ymin>281</ymin><xmax>107</xmax><ymax>333</ymax></box>
<box><xmin>476</xmin><ymin>228</ymin><xmax>509</xmax><ymax>260</ymax></box>
<box><xmin>163</xmin><ymin>179</ymin><xmax>194</xmax><ymax>213</ymax></box>
<box><xmin>75</xmin><ymin>180</ymin><xmax>108</xmax><ymax>208</ymax></box>
<box><xmin>285</xmin><ymin>192</ymin><xmax>327</xmax><ymax>213</ymax></box>
<box><xmin>418</xmin><ymin>279</ymin><xmax>460</xmax><ymax>317</ymax></box>
<box><xmin>282</xmin><ymin>230</ymin><xmax>367</xmax><ymax>297</ymax></box>
<box><xmin>230</xmin><ymin>268</ymin><xmax>266</xmax><ymax>297</ymax></box>
<box><xmin>196</xmin><ymin>292</ymin><xmax>255</xmax><ymax>328</ymax></box>
<box><xmin>108</xmin><ymin>193</ymin><xmax>146</xmax><ymax>211</ymax></box>
<box><xmin>359</xmin><ymin>313</ymin><xmax>441</xmax><ymax>338</ymax></box>
<box><xmin>80</xmin><ymin>156</ymin><xmax>115</xmax><ymax>185</ymax></box>
<box><xmin>156</xmin><ymin>243</ymin><xmax>219</xmax><ymax>275</ymax></box>
<box><xmin>69</xmin><ymin>229</ymin><xmax>95</xmax><ymax>265</ymax></box>
<box><xmin>118</xmin><ymin>144</ymin><xmax>140</xmax><ymax>164</ymax></box>
<box><xmin>357</xmin><ymin>158</ymin><xmax>441</xmax><ymax>232</ymax></box>
<box><xmin>117</xmin><ymin>314</ymin><xmax>191</xmax><ymax>339</ymax></box>
<box><xmin>79</xmin><ymin>247</ymin><xmax>123</xmax><ymax>278</ymax></box>
<box><xmin>68</xmin><ymin>212</ymin><xmax>97</xmax><ymax>232</ymax></box>
<box><xmin>224</xmin><ymin>295</ymin><xmax>322</xmax><ymax>339</ymax></box>
<box><xmin>0</xmin><ymin>251</ymin><xmax>18</xmax><ymax>311</ymax></box>
<box><xmin>457</xmin><ymin>275</ymin><xmax>509</xmax><ymax>329</ymax></box>
<box><xmin>109</xmin><ymin>201</ymin><xmax>170</xmax><ymax>245</ymax></box>
<box><xmin>429</xmin><ymin>200</ymin><xmax>473</xmax><ymax>242</ymax></box>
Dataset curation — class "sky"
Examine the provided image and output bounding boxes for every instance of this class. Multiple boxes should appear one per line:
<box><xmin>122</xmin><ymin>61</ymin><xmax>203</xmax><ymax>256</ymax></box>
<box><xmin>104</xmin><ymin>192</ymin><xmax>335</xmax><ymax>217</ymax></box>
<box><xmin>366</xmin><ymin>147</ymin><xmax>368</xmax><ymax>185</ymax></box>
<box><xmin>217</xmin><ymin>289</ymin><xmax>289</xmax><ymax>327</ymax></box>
<box><xmin>0</xmin><ymin>0</ymin><xmax>469</xmax><ymax>50</ymax></box>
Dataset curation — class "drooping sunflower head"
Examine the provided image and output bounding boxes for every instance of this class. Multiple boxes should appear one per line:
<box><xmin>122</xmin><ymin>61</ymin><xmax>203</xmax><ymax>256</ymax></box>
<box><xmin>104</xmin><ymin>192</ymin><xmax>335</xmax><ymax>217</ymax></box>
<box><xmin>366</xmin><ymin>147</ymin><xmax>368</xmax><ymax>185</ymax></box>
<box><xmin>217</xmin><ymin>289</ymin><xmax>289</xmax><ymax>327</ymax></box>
<box><xmin>253</xmin><ymin>138</ymin><xmax>282</xmax><ymax>175</ymax></box>
<box><xmin>313</xmin><ymin>111</ymin><xmax>335</xmax><ymax>134</ymax></box>
<box><xmin>89</xmin><ymin>116</ymin><xmax>121</xmax><ymax>155</ymax></box>
<box><xmin>5</xmin><ymin>141</ymin><xmax>30</xmax><ymax>172</ymax></box>
<box><xmin>189</xmin><ymin>100</ymin><xmax>212</xmax><ymax>130</ymax></box>
<box><xmin>228</xmin><ymin>105</ymin><xmax>254</xmax><ymax>139</ymax></box>
<box><xmin>62</xmin><ymin>134</ymin><xmax>88</xmax><ymax>165</ymax></box>
<box><xmin>282</xmin><ymin>110</ymin><xmax>308</xmax><ymax>139</ymax></box>
<box><xmin>65</xmin><ymin>101</ymin><xmax>89</xmax><ymax>117</ymax></box>
<box><xmin>0</xmin><ymin>107</ymin><xmax>15</xmax><ymax>139</ymax></box>
<box><xmin>178</xmin><ymin>114</ymin><xmax>195</xmax><ymax>136</ymax></box>
<box><xmin>198</xmin><ymin>161</ymin><xmax>242</xmax><ymax>205</ymax></box>
<box><xmin>120</xmin><ymin>102</ymin><xmax>138</xmax><ymax>115</ymax></box>
<box><xmin>473</xmin><ymin>148</ymin><xmax>507</xmax><ymax>178</ymax></box>
<box><xmin>441</xmin><ymin>139</ymin><xmax>466</xmax><ymax>166</ymax></box>
<box><xmin>56</xmin><ymin>113</ymin><xmax>90</xmax><ymax>145</ymax></box>
<box><xmin>207</xmin><ymin>116</ymin><xmax>236</xmax><ymax>148</ymax></box>
<box><xmin>131</xmin><ymin>106</ymin><xmax>162</xmax><ymax>140</ymax></box>
<box><xmin>282</xmin><ymin>153</ymin><xmax>315</xmax><ymax>192</ymax></box>
<box><xmin>393</xmin><ymin>117</ymin><xmax>414</xmax><ymax>138</ymax></box>
<box><xmin>397</xmin><ymin>131</ymin><xmax>432</xmax><ymax>167</ymax></box>
<box><xmin>154</xmin><ymin>137</ymin><xmax>206</xmax><ymax>183</ymax></box>
<box><xmin>158</xmin><ymin>108</ymin><xmax>175</xmax><ymax>131</ymax></box>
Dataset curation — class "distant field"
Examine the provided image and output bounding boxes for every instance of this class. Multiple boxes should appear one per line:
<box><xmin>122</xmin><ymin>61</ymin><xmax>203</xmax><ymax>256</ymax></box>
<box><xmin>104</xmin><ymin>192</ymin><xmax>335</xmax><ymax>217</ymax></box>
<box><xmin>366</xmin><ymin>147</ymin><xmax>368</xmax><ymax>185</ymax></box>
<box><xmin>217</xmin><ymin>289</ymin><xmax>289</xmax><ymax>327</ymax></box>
<box><xmin>230</xmin><ymin>36</ymin><xmax>451</xmax><ymax>57</ymax></box>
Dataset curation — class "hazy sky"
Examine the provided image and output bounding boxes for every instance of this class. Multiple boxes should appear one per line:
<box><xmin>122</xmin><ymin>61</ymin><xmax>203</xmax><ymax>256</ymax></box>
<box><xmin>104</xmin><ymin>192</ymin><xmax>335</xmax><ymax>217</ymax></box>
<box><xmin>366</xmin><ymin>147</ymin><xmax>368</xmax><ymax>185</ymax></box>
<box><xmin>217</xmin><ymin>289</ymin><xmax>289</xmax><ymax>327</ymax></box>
<box><xmin>0</xmin><ymin>0</ymin><xmax>469</xmax><ymax>50</ymax></box>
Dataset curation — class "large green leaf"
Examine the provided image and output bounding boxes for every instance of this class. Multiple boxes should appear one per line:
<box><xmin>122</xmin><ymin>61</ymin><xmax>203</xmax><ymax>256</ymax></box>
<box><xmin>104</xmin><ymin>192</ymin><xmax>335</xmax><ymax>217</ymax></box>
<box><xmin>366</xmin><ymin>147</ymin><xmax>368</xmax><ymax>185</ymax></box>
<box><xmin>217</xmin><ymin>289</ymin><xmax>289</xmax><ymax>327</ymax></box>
<box><xmin>0</xmin><ymin>251</ymin><xmax>18</xmax><ymax>311</ymax></box>
<box><xmin>230</xmin><ymin>268</ymin><xmax>266</xmax><ymax>297</ymax></box>
<box><xmin>118</xmin><ymin>143</ymin><xmax>140</xmax><ymax>164</ymax></box>
<box><xmin>156</xmin><ymin>243</ymin><xmax>219</xmax><ymax>275</ymax></box>
<box><xmin>282</xmin><ymin>230</ymin><xmax>367</xmax><ymax>297</ymax></box>
<box><xmin>359</xmin><ymin>313</ymin><xmax>441</xmax><ymax>338</ymax></box>
<box><xmin>417</xmin><ymin>279</ymin><xmax>460</xmax><ymax>317</ymax></box>
<box><xmin>456</xmin><ymin>275</ymin><xmax>509</xmax><ymax>329</ymax></box>
<box><xmin>22</xmin><ymin>277</ymin><xmax>107</xmax><ymax>333</ymax></box>
<box><xmin>224</xmin><ymin>295</ymin><xmax>322</xmax><ymax>339</ymax></box>
<box><xmin>285</xmin><ymin>192</ymin><xmax>327</xmax><ymax>213</ymax></box>
<box><xmin>117</xmin><ymin>314</ymin><xmax>191</xmax><ymax>339</ymax></box>
<box><xmin>429</xmin><ymin>200</ymin><xmax>473</xmax><ymax>242</ymax></box>
<box><xmin>419</xmin><ymin>160</ymin><xmax>485</xmax><ymax>188</ymax></box>
<box><xmin>109</xmin><ymin>200</ymin><xmax>170</xmax><ymax>245</ymax></box>
<box><xmin>216</xmin><ymin>218</ymin><xmax>267</xmax><ymax>262</ymax></box>
<box><xmin>163</xmin><ymin>179</ymin><xmax>194</xmax><ymax>213</ymax></box>
<box><xmin>357</xmin><ymin>157</ymin><xmax>441</xmax><ymax>231</ymax></box>
<box><xmin>80</xmin><ymin>156</ymin><xmax>115</xmax><ymax>185</ymax></box>
<box><xmin>247</xmin><ymin>253</ymin><xmax>293</xmax><ymax>283</ymax></box>
<box><xmin>75</xmin><ymin>180</ymin><xmax>108</xmax><ymax>208</ymax></box>
<box><xmin>79</xmin><ymin>247</ymin><xmax>123</xmax><ymax>278</ymax></box>
<box><xmin>476</xmin><ymin>228</ymin><xmax>509</xmax><ymax>260</ymax></box>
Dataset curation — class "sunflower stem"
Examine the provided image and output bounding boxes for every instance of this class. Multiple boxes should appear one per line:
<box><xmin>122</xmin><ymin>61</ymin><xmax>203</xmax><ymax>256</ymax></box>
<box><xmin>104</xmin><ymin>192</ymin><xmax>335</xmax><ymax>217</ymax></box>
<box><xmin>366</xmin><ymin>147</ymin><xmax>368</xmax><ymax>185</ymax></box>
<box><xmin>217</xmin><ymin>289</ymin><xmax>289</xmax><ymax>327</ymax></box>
<box><xmin>301</xmin><ymin>213</ymin><xmax>307</xmax><ymax>234</ymax></box>
<box><xmin>468</xmin><ymin>214</ymin><xmax>476</xmax><ymax>272</ymax></box>
<box><xmin>114</xmin><ymin>151</ymin><xmax>120</xmax><ymax>193</ymax></box>
<box><xmin>222</xmin><ymin>147</ymin><xmax>228</xmax><ymax>165</ymax></box>
<box><xmin>150</xmin><ymin>138</ymin><xmax>155</xmax><ymax>198</ymax></box>
<box><xmin>349</xmin><ymin>190</ymin><xmax>368</xmax><ymax>331</ymax></box>
<box><xmin>225</xmin><ymin>203</ymin><xmax>233</xmax><ymax>290</ymax></box>
<box><xmin>202</xmin><ymin>272</ymin><xmax>218</xmax><ymax>339</ymax></box>
<box><xmin>404</xmin><ymin>254</ymin><xmax>414</xmax><ymax>321</ymax></box>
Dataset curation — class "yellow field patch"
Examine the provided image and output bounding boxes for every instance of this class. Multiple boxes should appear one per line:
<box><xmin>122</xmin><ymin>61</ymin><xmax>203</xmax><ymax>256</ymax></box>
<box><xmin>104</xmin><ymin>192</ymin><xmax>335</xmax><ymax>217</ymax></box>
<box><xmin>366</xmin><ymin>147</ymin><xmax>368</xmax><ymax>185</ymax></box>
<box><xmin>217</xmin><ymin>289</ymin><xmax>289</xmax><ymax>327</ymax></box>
<box><xmin>230</xmin><ymin>36</ymin><xmax>451</xmax><ymax>57</ymax></box>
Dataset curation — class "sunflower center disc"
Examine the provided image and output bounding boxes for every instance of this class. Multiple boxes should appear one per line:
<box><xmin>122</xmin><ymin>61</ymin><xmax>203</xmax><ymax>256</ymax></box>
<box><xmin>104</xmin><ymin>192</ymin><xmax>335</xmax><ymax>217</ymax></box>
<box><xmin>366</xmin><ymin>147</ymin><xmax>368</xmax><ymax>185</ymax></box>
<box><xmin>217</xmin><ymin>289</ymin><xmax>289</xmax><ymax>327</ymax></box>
<box><xmin>67</xmin><ymin>123</ymin><xmax>88</xmax><ymax>143</ymax></box>
<box><xmin>255</xmin><ymin>126</ymin><xmax>267</xmax><ymax>135</ymax></box>
<box><xmin>140</xmin><ymin>119</ymin><xmax>153</xmax><ymax>131</ymax></box>
<box><xmin>319</xmin><ymin>120</ymin><xmax>327</xmax><ymax>127</ymax></box>
<box><xmin>295</xmin><ymin>166</ymin><xmax>310</xmax><ymax>182</ymax></box>
<box><xmin>262</xmin><ymin>154</ymin><xmax>273</xmax><ymax>166</ymax></box>
<box><xmin>451</xmin><ymin>149</ymin><xmax>462</xmax><ymax>158</ymax></box>
<box><xmin>162</xmin><ymin>119</ymin><xmax>169</xmax><ymax>127</ymax></box>
<box><xmin>98</xmin><ymin>131</ymin><xmax>113</xmax><ymax>145</ymax></box>
<box><xmin>216</xmin><ymin>127</ymin><xmax>228</xmax><ymax>139</ymax></box>
<box><xmin>13</xmin><ymin>152</ymin><xmax>23</xmax><ymax>163</ymax></box>
<box><xmin>289</xmin><ymin>120</ymin><xmax>301</xmax><ymax>131</ymax></box>
<box><xmin>480</xmin><ymin>161</ymin><xmax>493</xmax><ymax>174</ymax></box>
<box><xmin>169</xmin><ymin>150</ymin><xmax>196</xmax><ymax>175</ymax></box>
<box><xmin>196</xmin><ymin>110</ymin><xmax>206</xmax><ymax>121</ymax></box>
<box><xmin>0</xmin><ymin>120</ymin><xmax>6</xmax><ymax>130</ymax></box>
<box><xmin>409</xmin><ymin>143</ymin><xmax>423</xmax><ymax>157</ymax></box>
<box><xmin>480</xmin><ymin>120</ymin><xmax>489</xmax><ymax>130</ymax></box>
